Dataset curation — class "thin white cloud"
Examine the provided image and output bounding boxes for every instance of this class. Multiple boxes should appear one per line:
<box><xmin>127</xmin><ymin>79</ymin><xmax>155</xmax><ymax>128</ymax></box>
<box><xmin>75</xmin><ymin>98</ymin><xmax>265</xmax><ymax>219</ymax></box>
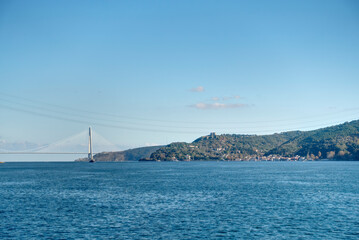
<box><xmin>145</xmin><ymin>143</ymin><xmax>161</xmax><ymax>147</ymax></box>
<box><xmin>190</xmin><ymin>86</ymin><xmax>205</xmax><ymax>92</ymax></box>
<box><xmin>190</xmin><ymin>102</ymin><xmax>247</xmax><ymax>110</ymax></box>
<box><xmin>211</xmin><ymin>95</ymin><xmax>241</xmax><ymax>101</ymax></box>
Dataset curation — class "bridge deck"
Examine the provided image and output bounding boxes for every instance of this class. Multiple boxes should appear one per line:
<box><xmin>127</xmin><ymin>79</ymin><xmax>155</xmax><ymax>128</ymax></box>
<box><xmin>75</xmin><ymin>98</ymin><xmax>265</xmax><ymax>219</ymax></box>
<box><xmin>0</xmin><ymin>152</ymin><xmax>90</xmax><ymax>154</ymax></box>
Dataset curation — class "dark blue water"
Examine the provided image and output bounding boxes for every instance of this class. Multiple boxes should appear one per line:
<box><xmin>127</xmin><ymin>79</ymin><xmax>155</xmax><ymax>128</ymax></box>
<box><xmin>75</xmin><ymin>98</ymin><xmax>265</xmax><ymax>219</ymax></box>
<box><xmin>0</xmin><ymin>162</ymin><xmax>358</xmax><ymax>239</ymax></box>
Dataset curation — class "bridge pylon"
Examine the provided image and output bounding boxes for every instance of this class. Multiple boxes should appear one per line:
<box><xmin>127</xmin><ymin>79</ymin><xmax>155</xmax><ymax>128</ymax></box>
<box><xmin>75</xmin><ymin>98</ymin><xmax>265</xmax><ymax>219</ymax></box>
<box><xmin>88</xmin><ymin>127</ymin><xmax>94</xmax><ymax>162</ymax></box>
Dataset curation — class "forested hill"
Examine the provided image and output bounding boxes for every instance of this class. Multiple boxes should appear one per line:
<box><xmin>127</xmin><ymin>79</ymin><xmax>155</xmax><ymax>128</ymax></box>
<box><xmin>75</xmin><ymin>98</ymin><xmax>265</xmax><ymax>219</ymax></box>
<box><xmin>268</xmin><ymin>120</ymin><xmax>359</xmax><ymax>159</ymax></box>
<box><xmin>76</xmin><ymin>145</ymin><xmax>162</xmax><ymax>162</ymax></box>
<box><xmin>143</xmin><ymin>120</ymin><xmax>359</xmax><ymax>161</ymax></box>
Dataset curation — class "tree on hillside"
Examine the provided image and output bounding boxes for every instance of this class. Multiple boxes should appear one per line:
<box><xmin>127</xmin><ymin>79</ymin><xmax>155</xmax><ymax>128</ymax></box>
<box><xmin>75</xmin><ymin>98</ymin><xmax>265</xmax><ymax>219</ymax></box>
<box><xmin>327</xmin><ymin>151</ymin><xmax>335</xmax><ymax>159</ymax></box>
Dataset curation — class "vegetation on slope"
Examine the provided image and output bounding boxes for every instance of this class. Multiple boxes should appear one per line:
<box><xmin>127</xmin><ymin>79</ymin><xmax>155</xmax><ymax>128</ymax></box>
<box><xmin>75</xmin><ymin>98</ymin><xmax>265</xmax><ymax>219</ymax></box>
<box><xmin>144</xmin><ymin>120</ymin><xmax>359</xmax><ymax>161</ymax></box>
<box><xmin>268</xmin><ymin>120</ymin><xmax>359</xmax><ymax>160</ymax></box>
<box><xmin>76</xmin><ymin>145</ymin><xmax>162</xmax><ymax>162</ymax></box>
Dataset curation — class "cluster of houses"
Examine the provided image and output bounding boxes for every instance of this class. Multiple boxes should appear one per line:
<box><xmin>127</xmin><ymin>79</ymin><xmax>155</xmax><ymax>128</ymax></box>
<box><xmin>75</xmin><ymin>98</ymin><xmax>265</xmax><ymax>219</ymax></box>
<box><xmin>232</xmin><ymin>155</ymin><xmax>309</xmax><ymax>161</ymax></box>
<box><xmin>168</xmin><ymin>154</ymin><xmax>313</xmax><ymax>162</ymax></box>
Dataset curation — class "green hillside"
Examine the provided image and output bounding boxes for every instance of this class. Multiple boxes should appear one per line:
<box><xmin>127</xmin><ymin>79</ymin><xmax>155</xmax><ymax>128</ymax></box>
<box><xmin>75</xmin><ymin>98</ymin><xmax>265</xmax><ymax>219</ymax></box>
<box><xmin>76</xmin><ymin>145</ymin><xmax>162</xmax><ymax>162</ymax></box>
<box><xmin>268</xmin><ymin>120</ymin><xmax>359</xmax><ymax>160</ymax></box>
<box><xmin>143</xmin><ymin>120</ymin><xmax>359</xmax><ymax>161</ymax></box>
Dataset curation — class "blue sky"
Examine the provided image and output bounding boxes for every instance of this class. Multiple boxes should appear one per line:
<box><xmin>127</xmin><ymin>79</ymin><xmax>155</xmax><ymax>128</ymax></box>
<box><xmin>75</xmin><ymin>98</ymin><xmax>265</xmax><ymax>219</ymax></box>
<box><xmin>1</xmin><ymin>0</ymin><xmax>359</xmax><ymax>155</ymax></box>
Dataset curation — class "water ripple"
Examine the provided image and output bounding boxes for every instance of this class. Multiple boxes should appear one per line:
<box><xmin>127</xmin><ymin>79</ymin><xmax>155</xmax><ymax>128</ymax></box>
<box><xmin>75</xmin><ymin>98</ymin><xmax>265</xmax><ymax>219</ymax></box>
<box><xmin>0</xmin><ymin>161</ymin><xmax>358</xmax><ymax>239</ymax></box>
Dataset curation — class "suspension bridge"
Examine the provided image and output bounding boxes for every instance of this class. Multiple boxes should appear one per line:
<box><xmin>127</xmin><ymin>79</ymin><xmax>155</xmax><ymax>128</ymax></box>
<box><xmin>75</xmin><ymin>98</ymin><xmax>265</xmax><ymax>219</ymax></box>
<box><xmin>0</xmin><ymin>127</ymin><xmax>119</xmax><ymax>162</ymax></box>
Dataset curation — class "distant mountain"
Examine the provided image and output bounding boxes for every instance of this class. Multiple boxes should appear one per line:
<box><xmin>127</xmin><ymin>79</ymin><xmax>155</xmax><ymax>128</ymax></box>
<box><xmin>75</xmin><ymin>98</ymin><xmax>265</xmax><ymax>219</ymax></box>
<box><xmin>76</xmin><ymin>145</ymin><xmax>163</xmax><ymax>162</ymax></box>
<box><xmin>0</xmin><ymin>140</ymin><xmax>41</xmax><ymax>152</ymax></box>
<box><xmin>143</xmin><ymin>120</ymin><xmax>359</xmax><ymax>161</ymax></box>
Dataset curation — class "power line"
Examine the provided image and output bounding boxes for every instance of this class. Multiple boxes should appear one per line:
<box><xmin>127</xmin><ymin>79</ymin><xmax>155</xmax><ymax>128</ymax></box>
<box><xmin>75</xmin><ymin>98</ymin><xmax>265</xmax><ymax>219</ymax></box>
<box><xmin>1</xmin><ymin>91</ymin><xmax>358</xmax><ymax>126</ymax></box>
<box><xmin>0</xmin><ymin>92</ymin><xmax>358</xmax><ymax>136</ymax></box>
<box><xmin>0</xmin><ymin>94</ymin><xmax>358</xmax><ymax>131</ymax></box>
<box><xmin>1</xmin><ymin>103</ymin><xmax>358</xmax><ymax>136</ymax></box>
<box><xmin>0</xmin><ymin>104</ymin><xmax>208</xmax><ymax>134</ymax></box>
<box><xmin>0</xmin><ymin>97</ymin><xmax>216</xmax><ymax>129</ymax></box>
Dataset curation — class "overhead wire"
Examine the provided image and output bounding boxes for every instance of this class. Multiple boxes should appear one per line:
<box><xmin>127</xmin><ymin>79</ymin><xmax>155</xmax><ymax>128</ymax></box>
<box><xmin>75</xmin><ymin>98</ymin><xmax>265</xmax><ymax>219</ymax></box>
<box><xmin>0</xmin><ymin>92</ymin><xmax>358</xmax><ymax>134</ymax></box>
<box><xmin>1</xmin><ymin>91</ymin><xmax>359</xmax><ymax>125</ymax></box>
<box><xmin>0</xmin><ymin>104</ymin><xmax>209</xmax><ymax>134</ymax></box>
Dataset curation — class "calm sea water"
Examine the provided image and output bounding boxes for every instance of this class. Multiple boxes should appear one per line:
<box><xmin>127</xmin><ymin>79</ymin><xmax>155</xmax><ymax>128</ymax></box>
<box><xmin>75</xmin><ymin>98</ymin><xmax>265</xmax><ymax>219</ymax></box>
<box><xmin>0</xmin><ymin>161</ymin><xmax>358</xmax><ymax>239</ymax></box>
